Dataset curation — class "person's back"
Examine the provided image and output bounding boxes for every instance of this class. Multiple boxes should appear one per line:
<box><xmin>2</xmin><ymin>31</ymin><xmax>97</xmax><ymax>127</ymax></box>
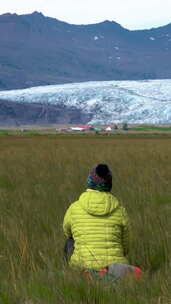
<box><xmin>63</xmin><ymin>164</ymin><xmax>129</xmax><ymax>270</ymax></box>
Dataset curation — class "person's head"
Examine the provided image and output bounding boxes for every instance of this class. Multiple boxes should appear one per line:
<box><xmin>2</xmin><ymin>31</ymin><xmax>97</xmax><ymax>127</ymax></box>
<box><xmin>87</xmin><ymin>163</ymin><xmax>112</xmax><ymax>192</ymax></box>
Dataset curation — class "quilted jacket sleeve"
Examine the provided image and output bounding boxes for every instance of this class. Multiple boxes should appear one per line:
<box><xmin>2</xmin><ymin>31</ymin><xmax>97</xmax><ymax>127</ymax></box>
<box><xmin>121</xmin><ymin>207</ymin><xmax>130</xmax><ymax>256</ymax></box>
<box><xmin>63</xmin><ymin>205</ymin><xmax>72</xmax><ymax>238</ymax></box>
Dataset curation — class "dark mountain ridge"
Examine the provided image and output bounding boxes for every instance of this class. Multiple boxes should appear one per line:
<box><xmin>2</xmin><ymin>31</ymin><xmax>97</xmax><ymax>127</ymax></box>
<box><xmin>0</xmin><ymin>12</ymin><xmax>171</xmax><ymax>90</ymax></box>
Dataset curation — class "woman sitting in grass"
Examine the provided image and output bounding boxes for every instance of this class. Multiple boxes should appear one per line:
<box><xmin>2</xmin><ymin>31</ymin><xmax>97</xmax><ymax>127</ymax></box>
<box><xmin>63</xmin><ymin>164</ymin><xmax>142</xmax><ymax>280</ymax></box>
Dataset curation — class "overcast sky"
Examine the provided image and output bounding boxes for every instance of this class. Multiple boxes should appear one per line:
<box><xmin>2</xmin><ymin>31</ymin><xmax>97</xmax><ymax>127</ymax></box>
<box><xmin>0</xmin><ymin>0</ymin><xmax>171</xmax><ymax>30</ymax></box>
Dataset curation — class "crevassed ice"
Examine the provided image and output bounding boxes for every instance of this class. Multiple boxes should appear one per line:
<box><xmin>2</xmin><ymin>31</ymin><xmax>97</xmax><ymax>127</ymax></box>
<box><xmin>0</xmin><ymin>79</ymin><xmax>171</xmax><ymax>124</ymax></box>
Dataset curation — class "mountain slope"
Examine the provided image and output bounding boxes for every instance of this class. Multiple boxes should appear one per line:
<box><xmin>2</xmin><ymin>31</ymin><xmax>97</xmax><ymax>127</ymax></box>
<box><xmin>0</xmin><ymin>79</ymin><xmax>170</xmax><ymax>125</ymax></box>
<box><xmin>1</xmin><ymin>12</ymin><xmax>171</xmax><ymax>90</ymax></box>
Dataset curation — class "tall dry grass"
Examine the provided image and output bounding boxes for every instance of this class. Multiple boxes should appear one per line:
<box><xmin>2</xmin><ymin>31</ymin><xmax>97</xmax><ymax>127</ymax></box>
<box><xmin>0</xmin><ymin>135</ymin><xmax>170</xmax><ymax>303</ymax></box>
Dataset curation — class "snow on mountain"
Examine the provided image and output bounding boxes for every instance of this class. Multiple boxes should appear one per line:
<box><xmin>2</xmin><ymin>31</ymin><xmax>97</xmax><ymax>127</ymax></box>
<box><xmin>0</xmin><ymin>79</ymin><xmax>171</xmax><ymax>124</ymax></box>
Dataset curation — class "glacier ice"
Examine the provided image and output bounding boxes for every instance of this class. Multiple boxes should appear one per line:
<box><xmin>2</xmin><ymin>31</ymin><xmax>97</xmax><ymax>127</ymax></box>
<box><xmin>0</xmin><ymin>79</ymin><xmax>171</xmax><ymax>124</ymax></box>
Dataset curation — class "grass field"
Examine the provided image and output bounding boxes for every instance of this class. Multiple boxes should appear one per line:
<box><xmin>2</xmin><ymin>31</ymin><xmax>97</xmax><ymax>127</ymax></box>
<box><xmin>0</xmin><ymin>135</ymin><xmax>170</xmax><ymax>303</ymax></box>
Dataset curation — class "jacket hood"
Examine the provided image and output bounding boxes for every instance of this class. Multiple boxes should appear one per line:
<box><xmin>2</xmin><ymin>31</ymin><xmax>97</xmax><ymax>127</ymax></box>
<box><xmin>79</xmin><ymin>189</ymin><xmax>119</xmax><ymax>216</ymax></box>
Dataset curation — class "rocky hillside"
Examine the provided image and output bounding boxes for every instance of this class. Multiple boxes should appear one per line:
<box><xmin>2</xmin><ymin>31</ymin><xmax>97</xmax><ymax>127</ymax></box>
<box><xmin>0</xmin><ymin>99</ymin><xmax>91</xmax><ymax>126</ymax></box>
<box><xmin>0</xmin><ymin>12</ymin><xmax>171</xmax><ymax>90</ymax></box>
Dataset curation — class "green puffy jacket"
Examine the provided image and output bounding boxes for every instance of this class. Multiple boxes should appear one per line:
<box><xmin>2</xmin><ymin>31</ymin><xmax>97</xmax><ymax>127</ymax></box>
<box><xmin>63</xmin><ymin>189</ymin><xmax>129</xmax><ymax>270</ymax></box>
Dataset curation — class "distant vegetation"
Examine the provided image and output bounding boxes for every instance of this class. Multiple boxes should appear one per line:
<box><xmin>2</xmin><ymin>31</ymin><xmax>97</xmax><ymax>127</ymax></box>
<box><xmin>0</xmin><ymin>129</ymin><xmax>9</xmax><ymax>135</ymax></box>
<box><xmin>130</xmin><ymin>126</ymin><xmax>171</xmax><ymax>131</ymax></box>
<box><xmin>0</xmin><ymin>135</ymin><xmax>170</xmax><ymax>303</ymax></box>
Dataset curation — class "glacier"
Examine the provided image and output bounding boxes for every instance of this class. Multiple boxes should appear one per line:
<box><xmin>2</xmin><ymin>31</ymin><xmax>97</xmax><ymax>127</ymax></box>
<box><xmin>0</xmin><ymin>79</ymin><xmax>171</xmax><ymax>124</ymax></box>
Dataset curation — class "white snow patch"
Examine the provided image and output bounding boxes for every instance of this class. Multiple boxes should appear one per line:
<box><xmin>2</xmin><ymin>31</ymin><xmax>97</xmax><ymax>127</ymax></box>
<box><xmin>86</xmin><ymin>99</ymin><xmax>97</xmax><ymax>107</ymax></box>
<box><xmin>114</xmin><ymin>46</ymin><xmax>119</xmax><ymax>50</ymax></box>
<box><xmin>149</xmin><ymin>37</ymin><xmax>155</xmax><ymax>41</ymax></box>
<box><xmin>116</xmin><ymin>57</ymin><xmax>121</xmax><ymax>60</ymax></box>
<box><xmin>94</xmin><ymin>36</ymin><xmax>99</xmax><ymax>40</ymax></box>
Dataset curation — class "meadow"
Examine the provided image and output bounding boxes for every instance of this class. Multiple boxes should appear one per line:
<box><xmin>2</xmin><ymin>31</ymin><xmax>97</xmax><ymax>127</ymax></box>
<box><xmin>0</xmin><ymin>134</ymin><xmax>170</xmax><ymax>304</ymax></box>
